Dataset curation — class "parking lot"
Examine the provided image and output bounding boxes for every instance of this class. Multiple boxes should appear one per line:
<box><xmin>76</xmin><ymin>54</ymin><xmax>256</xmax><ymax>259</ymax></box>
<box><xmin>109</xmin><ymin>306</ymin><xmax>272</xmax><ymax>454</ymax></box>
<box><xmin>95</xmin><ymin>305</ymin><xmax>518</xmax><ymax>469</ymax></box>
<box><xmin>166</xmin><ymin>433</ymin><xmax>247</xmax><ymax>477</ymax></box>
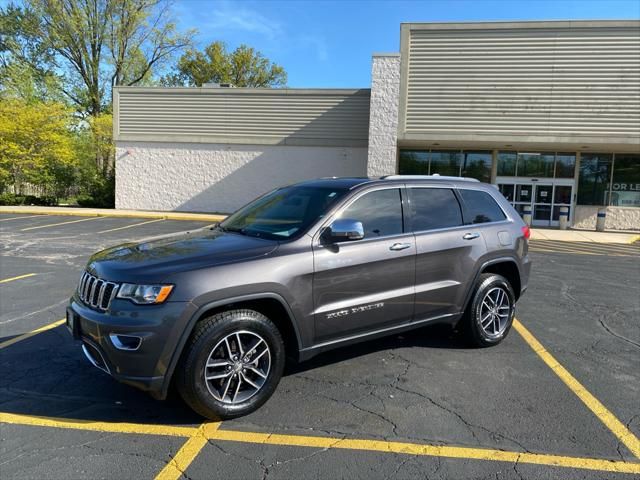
<box><xmin>1</xmin><ymin>212</ymin><xmax>639</xmax><ymax>479</ymax></box>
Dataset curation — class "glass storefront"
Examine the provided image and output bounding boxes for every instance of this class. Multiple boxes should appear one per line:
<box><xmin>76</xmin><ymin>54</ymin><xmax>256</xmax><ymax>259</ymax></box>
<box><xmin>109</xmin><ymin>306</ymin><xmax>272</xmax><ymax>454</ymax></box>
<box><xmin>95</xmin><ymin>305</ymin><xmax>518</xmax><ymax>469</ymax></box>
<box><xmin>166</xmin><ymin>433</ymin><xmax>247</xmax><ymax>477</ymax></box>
<box><xmin>610</xmin><ymin>154</ymin><xmax>640</xmax><ymax>208</ymax></box>
<box><xmin>398</xmin><ymin>149</ymin><xmax>492</xmax><ymax>182</ymax></box>
<box><xmin>578</xmin><ymin>153</ymin><xmax>640</xmax><ymax>207</ymax></box>
<box><xmin>496</xmin><ymin>151</ymin><xmax>577</xmax><ymax>227</ymax></box>
<box><xmin>399</xmin><ymin>148</ymin><xmax>639</xmax><ymax>227</ymax></box>
<box><xmin>496</xmin><ymin>151</ymin><xmax>576</xmax><ymax>178</ymax></box>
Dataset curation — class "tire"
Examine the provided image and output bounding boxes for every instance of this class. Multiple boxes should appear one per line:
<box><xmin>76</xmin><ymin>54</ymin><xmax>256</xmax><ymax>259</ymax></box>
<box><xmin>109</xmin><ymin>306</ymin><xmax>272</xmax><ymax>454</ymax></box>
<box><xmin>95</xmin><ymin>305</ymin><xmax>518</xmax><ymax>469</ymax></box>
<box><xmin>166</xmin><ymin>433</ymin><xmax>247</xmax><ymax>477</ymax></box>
<box><xmin>175</xmin><ymin>309</ymin><xmax>285</xmax><ymax>420</ymax></box>
<box><xmin>462</xmin><ymin>273</ymin><xmax>516</xmax><ymax>347</ymax></box>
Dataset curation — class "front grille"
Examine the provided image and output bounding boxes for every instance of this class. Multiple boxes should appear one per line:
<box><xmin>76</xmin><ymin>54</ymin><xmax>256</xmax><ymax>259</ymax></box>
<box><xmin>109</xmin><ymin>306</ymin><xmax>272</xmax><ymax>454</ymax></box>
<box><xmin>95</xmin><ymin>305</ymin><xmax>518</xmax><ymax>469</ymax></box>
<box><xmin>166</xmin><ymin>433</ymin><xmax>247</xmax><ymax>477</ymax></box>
<box><xmin>78</xmin><ymin>271</ymin><xmax>119</xmax><ymax>311</ymax></box>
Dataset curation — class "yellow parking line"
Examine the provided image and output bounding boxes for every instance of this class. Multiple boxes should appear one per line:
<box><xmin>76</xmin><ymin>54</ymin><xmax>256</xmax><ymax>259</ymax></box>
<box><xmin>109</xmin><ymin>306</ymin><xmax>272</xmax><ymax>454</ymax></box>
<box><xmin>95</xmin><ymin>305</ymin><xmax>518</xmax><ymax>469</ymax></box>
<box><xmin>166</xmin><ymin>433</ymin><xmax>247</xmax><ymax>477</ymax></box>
<box><xmin>0</xmin><ymin>319</ymin><xmax>65</xmax><ymax>350</ymax></box>
<box><xmin>21</xmin><ymin>216</ymin><xmax>103</xmax><ymax>231</ymax></box>
<box><xmin>0</xmin><ymin>412</ymin><xmax>198</xmax><ymax>437</ymax></box>
<box><xmin>97</xmin><ymin>218</ymin><xmax>164</xmax><ymax>234</ymax></box>
<box><xmin>155</xmin><ymin>423</ymin><xmax>220</xmax><ymax>480</ymax></box>
<box><xmin>1</xmin><ymin>411</ymin><xmax>638</xmax><ymax>474</ymax></box>
<box><xmin>209</xmin><ymin>429</ymin><xmax>640</xmax><ymax>474</ymax></box>
<box><xmin>0</xmin><ymin>215</ymin><xmax>46</xmax><ymax>222</ymax></box>
<box><xmin>513</xmin><ymin>319</ymin><xmax>640</xmax><ymax>459</ymax></box>
<box><xmin>0</xmin><ymin>273</ymin><xmax>37</xmax><ymax>284</ymax></box>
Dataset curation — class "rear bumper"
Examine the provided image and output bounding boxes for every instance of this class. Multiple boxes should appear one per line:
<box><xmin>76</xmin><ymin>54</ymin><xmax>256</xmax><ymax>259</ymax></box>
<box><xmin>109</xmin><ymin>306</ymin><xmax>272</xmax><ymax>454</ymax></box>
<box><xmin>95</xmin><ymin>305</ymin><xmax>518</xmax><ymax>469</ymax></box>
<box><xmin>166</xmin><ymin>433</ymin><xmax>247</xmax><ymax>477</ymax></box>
<box><xmin>67</xmin><ymin>295</ymin><xmax>194</xmax><ymax>399</ymax></box>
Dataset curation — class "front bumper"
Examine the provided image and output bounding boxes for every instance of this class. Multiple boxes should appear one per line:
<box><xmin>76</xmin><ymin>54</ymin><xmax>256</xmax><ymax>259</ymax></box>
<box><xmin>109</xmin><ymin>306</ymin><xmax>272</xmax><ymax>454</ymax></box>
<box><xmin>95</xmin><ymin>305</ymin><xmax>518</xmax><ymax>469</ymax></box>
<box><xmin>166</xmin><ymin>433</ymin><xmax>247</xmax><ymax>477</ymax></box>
<box><xmin>67</xmin><ymin>295</ymin><xmax>194</xmax><ymax>398</ymax></box>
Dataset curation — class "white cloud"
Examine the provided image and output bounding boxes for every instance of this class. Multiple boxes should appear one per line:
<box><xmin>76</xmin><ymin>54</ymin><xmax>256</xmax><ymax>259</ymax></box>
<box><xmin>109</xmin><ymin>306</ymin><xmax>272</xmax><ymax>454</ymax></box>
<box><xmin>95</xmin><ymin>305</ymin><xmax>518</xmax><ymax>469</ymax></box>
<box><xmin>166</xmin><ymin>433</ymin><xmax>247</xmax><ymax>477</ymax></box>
<box><xmin>191</xmin><ymin>1</ymin><xmax>329</xmax><ymax>62</ymax></box>
<box><xmin>299</xmin><ymin>35</ymin><xmax>328</xmax><ymax>62</ymax></box>
<box><xmin>207</xmin><ymin>1</ymin><xmax>283</xmax><ymax>40</ymax></box>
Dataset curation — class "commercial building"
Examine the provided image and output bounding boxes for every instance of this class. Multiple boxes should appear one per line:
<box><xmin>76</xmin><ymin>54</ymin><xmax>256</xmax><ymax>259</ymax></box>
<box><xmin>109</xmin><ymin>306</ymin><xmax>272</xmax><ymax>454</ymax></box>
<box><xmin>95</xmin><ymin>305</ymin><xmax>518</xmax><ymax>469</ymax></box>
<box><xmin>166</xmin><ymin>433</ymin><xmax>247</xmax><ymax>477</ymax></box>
<box><xmin>114</xmin><ymin>20</ymin><xmax>640</xmax><ymax>230</ymax></box>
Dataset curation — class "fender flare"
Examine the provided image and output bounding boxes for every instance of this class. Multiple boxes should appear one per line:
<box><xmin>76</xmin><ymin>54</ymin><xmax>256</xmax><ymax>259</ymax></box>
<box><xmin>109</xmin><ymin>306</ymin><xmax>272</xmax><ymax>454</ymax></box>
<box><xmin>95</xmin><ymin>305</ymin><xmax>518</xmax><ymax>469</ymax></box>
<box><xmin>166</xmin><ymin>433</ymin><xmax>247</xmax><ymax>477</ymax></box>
<box><xmin>159</xmin><ymin>292</ymin><xmax>302</xmax><ymax>399</ymax></box>
<box><xmin>460</xmin><ymin>256</ymin><xmax>523</xmax><ymax>318</ymax></box>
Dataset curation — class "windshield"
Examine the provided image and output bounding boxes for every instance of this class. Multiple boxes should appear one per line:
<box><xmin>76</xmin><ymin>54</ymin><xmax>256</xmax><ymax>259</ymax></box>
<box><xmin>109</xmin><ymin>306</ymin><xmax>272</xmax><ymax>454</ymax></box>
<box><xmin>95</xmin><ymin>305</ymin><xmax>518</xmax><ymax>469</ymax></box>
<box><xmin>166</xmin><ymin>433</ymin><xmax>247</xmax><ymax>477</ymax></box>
<box><xmin>219</xmin><ymin>186</ymin><xmax>349</xmax><ymax>240</ymax></box>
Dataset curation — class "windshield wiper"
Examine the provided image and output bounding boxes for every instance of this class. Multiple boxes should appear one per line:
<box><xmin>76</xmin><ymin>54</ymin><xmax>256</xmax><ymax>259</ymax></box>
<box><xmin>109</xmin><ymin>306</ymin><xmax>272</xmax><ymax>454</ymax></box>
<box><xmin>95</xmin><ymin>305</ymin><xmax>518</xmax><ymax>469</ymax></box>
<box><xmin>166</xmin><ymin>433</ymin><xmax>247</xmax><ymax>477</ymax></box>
<box><xmin>218</xmin><ymin>225</ymin><xmax>247</xmax><ymax>235</ymax></box>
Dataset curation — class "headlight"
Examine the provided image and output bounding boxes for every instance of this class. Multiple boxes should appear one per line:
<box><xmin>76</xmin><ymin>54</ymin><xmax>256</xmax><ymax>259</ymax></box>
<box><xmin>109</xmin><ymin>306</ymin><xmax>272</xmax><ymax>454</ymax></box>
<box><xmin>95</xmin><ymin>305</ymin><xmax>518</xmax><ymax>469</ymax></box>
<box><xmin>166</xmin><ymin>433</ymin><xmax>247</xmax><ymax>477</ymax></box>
<box><xmin>117</xmin><ymin>284</ymin><xmax>174</xmax><ymax>304</ymax></box>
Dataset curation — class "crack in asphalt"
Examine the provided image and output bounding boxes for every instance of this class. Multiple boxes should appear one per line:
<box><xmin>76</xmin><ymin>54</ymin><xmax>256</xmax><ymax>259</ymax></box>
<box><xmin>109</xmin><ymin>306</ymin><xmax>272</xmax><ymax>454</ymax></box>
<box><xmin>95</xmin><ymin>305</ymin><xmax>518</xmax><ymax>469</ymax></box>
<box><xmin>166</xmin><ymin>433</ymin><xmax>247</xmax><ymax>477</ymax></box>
<box><xmin>209</xmin><ymin>435</ymin><xmax>343</xmax><ymax>480</ymax></box>
<box><xmin>596</xmin><ymin>314</ymin><xmax>640</xmax><ymax>350</ymax></box>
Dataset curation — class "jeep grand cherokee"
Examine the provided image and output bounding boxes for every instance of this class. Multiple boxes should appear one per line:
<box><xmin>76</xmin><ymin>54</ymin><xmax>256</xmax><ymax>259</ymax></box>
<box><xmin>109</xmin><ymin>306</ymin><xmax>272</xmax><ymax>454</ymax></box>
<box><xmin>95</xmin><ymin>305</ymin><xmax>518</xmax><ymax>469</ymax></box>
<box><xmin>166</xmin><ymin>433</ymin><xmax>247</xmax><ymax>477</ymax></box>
<box><xmin>67</xmin><ymin>176</ymin><xmax>531</xmax><ymax>419</ymax></box>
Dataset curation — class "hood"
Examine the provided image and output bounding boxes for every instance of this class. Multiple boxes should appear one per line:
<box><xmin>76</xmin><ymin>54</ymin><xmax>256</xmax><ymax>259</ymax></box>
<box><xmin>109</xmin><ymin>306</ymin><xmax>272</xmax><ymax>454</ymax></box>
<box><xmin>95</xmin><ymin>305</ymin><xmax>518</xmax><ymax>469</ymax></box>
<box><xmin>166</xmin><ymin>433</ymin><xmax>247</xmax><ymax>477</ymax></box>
<box><xmin>87</xmin><ymin>227</ymin><xmax>279</xmax><ymax>283</ymax></box>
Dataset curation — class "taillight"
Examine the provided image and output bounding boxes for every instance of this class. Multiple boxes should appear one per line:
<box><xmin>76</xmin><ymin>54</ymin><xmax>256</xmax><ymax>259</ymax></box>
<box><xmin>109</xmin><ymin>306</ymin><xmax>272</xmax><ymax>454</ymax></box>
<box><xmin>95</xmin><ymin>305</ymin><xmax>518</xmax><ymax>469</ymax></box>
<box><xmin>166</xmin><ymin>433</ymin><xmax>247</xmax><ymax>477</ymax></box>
<box><xmin>521</xmin><ymin>225</ymin><xmax>531</xmax><ymax>240</ymax></box>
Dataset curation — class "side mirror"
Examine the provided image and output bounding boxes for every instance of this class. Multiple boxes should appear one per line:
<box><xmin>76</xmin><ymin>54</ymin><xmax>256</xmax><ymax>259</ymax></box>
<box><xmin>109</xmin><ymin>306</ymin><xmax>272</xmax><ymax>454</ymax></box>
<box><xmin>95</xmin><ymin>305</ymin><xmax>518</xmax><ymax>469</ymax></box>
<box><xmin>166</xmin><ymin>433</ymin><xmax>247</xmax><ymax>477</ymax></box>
<box><xmin>326</xmin><ymin>218</ymin><xmax>364</xmax><ymax>242</ymax></box>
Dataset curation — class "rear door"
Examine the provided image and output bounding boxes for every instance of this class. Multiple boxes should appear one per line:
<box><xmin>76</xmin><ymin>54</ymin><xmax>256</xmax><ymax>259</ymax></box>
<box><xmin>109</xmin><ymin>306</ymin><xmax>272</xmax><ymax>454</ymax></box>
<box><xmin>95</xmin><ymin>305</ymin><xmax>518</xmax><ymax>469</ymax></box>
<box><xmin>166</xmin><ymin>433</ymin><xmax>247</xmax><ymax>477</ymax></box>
<box><xmin>312</xmin><ymin>187</ymin><xmax>416</xmax><ymax>343</ymax></box>
<box><xmin>409</xmin><ymin>186</ymin><xmax>486</xmax><ymax>321</ymax></box>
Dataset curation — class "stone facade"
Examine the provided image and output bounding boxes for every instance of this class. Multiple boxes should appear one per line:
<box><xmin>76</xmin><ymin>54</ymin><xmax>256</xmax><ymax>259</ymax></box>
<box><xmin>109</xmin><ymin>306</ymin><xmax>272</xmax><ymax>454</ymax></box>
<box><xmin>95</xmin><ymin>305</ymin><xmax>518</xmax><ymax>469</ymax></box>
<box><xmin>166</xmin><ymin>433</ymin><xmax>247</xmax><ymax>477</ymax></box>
<box><xmin>367</xmin><ymin>54</ymin><xmax>401</xmax><ymax>177</ymax></box>
<box><xmin>115</xmin><ymin>142</ymin><xmax>367</xmax><ymax>213</ymax></box>
<box><xmin>573</xmin><ymin>206</ymin><xmax>640</xmax><ymax>231</ymax></box>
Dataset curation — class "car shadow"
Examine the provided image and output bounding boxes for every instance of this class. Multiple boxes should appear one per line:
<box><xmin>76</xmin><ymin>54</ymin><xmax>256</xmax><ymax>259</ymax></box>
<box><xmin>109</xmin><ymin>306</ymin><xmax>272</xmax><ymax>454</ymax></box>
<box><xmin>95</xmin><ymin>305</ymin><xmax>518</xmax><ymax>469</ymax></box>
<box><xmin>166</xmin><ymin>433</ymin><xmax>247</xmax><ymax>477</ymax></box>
<box><xmin>0</xmin><ymin>322</ymin><xmax>466</xmax><ymax>426</ymax></box>
<box><xmin>0</xmin><ymin>326</ymin><xmax>202</xmax><ymax>426</ymax></box>
<box><xmin>285</xmin><ymin>322</ymin><xmax>468</xmax><ymax>376</ymax></box>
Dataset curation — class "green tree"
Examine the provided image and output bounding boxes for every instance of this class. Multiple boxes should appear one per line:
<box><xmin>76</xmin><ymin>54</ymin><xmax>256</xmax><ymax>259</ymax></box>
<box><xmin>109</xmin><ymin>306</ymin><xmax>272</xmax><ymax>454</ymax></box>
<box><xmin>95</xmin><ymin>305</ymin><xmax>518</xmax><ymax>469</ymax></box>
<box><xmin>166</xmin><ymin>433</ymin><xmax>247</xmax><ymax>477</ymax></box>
<box><xmin>0</xmin><ymin>99</ymin><xmax>76</xmax><ymax>199</ymax></box>
<box><xmin>2</xmin><ymin>0</ymin><xmax>194</xmax><ymax>116</ymax></box>
<box><xmin>0</xmin><ymin>3</ymin><xmax>61</xmax><ymax>102</ymax></box>
<box><xmin>163</xmin><ymin>41</ymin><xmax>287</xmax><ymax>87</ymax></box>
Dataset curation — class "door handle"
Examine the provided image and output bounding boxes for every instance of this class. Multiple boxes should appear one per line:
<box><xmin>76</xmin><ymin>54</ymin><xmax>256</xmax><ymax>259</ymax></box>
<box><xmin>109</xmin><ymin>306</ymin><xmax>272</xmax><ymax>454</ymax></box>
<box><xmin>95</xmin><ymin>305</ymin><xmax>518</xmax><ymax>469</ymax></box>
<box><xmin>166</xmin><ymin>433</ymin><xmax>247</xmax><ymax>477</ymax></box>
<box><xmin>463</xmin><ymin>233</ymin><xmax>480</xmax><ymax>240</ymax></box>
<box><xmin>389</xmin><ymin>242</ymin><xmax>412</xmax><ymax>251</ymax></box>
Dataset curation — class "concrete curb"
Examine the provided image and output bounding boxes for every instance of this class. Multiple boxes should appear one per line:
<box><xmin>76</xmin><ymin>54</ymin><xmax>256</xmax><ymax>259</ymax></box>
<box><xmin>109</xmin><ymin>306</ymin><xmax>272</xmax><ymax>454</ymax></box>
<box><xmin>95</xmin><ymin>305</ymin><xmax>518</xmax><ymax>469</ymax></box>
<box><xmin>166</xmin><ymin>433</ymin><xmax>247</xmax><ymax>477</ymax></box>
<box><xmin>0</xmin><ymin>206</ymin><xmax>226</xmax><ymax>222</ymax></box>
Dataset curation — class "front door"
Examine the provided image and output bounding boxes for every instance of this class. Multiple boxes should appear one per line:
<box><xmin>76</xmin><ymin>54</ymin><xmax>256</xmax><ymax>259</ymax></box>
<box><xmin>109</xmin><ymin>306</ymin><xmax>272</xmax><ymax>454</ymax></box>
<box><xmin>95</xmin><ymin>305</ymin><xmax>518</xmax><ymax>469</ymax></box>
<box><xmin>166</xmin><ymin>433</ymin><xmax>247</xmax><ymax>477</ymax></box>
<box><xmin>312</xmin><ymin>187</ymin><xmax>416</xmax><ymax>343</ymax></box>
<box><xmin>498</xmin><ymin>179</ymin><xmax>574</xmax><ymax>227</ymax></box>
<box><xmin>532</xmin><ymin>183</ymin><xmax>553</xmax><ymax>226</ymax></box>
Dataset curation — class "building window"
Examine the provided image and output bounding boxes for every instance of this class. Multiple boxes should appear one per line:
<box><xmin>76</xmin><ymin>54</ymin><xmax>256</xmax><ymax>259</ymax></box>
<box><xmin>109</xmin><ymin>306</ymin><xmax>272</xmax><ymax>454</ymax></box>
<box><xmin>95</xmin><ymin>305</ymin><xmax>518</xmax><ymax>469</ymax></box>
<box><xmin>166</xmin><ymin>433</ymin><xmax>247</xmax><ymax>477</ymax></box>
<box><xmin>461</xmin><ymin>151</ymin><xmax>492</xmax><ymax>183</ymax></box>
<box><xmin>496</xmin><ymin>151</ymin><xmax>576</xmax><ymax>179</ymax></box>
<box><xmin>398</xmin><ymin>149</ymin><xmax>491</xmax><ymax>182</ymax></box>
<box><xmin>577</xmin><ymin>154</ymin><xmax>613</xmax><ymax>206</ymax></box>
<box><xmin>497</xmin><ymin>152</ymin><xmax>517</xmax><ymax>176</ymax></box>
<box><xmin>518</xmin><ymin>152</ymin><xmax>555</xmax><ymax>177</ymax></box>
<box><xmin>430</xmin><ymin>150</ymin><xmax>462</xmax><ymax>176</ymax></box>
<box><xmin>398</xmin><ymin>150</ymin><xmax>428</xmax><ymax>175</ymax></box>
<box><xmin>610</xmin><ymin>154</ymin><xmax>640</xmax><ymax>208</ymax></box>
<box><xmin>555</xmin><ymin>153</ymin><xmax>576</xmax><ymax>178</ymax></box>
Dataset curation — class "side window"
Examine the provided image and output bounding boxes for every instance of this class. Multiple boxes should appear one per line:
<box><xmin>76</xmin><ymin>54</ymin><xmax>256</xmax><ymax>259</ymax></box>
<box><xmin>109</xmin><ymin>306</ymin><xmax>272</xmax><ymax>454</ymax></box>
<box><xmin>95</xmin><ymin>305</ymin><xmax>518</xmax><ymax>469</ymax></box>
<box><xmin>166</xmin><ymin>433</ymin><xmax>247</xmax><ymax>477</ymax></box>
<box><xmin>410</xmin><ymin>188</ymin><xmax>462</xmax><ymax>231</ymax></box>
<box><xmin>340</xmin><ymin>189</ymin><xmax>403</xmax><ymax>238</ymax></box>
<box><xmin>459</xmin><ymin>189</ymin><xmax>507</xmax><ymax>224</ymax></box>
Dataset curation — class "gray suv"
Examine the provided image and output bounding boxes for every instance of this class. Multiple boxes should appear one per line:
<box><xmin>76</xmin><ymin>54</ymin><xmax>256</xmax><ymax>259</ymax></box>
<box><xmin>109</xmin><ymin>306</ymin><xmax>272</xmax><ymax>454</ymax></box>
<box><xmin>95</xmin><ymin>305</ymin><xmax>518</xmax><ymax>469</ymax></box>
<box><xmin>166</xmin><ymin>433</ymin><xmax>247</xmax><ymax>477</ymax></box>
<box><xmin>67</xmin><ymin>176</ymin><xmax>531</xmax><ymax>419</ymax></box>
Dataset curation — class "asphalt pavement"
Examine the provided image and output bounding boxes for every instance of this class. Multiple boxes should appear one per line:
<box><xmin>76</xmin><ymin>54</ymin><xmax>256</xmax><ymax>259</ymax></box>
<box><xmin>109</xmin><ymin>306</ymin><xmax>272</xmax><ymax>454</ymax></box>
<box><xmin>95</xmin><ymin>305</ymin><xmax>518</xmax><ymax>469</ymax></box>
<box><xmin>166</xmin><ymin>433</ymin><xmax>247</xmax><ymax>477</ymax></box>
<box><xmin>1</xmin><ymin>213</ymin><xmax>639</xmax><ymax>479</ymax></box>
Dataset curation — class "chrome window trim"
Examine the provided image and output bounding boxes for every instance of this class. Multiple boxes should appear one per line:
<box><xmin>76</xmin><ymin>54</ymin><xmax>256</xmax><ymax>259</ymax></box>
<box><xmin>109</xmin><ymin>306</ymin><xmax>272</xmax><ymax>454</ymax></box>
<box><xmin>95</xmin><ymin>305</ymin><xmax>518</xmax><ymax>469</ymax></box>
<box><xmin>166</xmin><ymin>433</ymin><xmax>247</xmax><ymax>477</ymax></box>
<box><xmin>312</xmin><ymin>184</ymin><xmax>409</xmax><ymax>246</ymax></box>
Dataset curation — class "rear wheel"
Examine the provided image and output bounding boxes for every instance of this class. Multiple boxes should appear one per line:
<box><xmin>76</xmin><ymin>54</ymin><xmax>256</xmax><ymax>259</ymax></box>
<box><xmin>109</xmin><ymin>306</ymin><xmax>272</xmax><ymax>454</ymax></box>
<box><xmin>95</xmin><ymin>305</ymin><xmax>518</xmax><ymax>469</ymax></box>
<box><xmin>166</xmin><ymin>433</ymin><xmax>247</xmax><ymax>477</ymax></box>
<box><xmin>176</xmin><ymin>309</ymin><xmax>285</xmax><ymax>420</ymax></box>
<box><xmin>463</xmin><ymin>273</ymin><xmax>515</xmax><ymax>347</ymax></box>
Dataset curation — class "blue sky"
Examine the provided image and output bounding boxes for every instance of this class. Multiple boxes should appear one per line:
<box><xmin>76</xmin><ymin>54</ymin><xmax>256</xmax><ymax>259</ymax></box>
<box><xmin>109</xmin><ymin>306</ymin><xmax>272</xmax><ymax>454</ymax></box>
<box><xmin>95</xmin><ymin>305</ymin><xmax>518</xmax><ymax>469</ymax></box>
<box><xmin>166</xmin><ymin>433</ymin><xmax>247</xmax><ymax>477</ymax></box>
<box><xmin>174</xmin><ymin>0</ymin><xmax>640</xmax><ymax>88</ymax></box>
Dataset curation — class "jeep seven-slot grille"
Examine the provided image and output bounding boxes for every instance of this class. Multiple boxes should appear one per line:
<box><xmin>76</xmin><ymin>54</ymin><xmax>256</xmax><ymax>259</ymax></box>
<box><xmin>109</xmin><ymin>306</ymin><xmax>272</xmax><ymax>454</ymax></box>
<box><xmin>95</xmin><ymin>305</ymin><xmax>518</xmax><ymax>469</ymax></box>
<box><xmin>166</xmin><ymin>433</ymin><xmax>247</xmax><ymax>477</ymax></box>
<box><xmin>78</xmin><ymin>271</ymin><xmax>119</xmax><ymax>311</ymax></box>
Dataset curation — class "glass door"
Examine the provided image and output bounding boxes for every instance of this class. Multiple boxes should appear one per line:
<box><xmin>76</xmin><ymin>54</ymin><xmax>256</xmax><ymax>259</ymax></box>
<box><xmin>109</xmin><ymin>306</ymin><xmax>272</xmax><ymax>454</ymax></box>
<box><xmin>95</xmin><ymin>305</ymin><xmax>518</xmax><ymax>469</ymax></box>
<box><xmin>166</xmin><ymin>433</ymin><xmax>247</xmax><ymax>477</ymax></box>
<box><xmin>532</xmin><ymin>184</ymin><xmax>553</xmax><ymax>227</ymax></box>
<box><xmin>497</xmin><ymin>179</ymin><xmax>574</xmax><ymax>228</ymax></box>
<box><xmin>552</xmin><ymin>185</ymin><xmax>572</xmax><ymax>225</ymax></box>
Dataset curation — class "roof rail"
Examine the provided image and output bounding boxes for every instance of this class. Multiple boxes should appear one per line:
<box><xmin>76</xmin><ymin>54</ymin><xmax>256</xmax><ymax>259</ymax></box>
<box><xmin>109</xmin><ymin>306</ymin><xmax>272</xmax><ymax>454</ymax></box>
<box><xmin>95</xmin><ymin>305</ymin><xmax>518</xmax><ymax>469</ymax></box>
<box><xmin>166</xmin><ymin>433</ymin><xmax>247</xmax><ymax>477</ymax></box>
<box><xmin>381</xmin><ymin>174</ymin><xmax>480</xmax><ymax>182</ymax></box>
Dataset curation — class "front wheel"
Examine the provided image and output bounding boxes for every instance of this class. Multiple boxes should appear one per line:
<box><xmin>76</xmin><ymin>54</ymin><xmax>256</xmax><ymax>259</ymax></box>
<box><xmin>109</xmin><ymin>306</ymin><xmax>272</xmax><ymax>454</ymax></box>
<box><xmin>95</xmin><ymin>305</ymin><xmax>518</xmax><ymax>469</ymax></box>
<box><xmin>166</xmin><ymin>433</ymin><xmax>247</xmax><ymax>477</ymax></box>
<box><xmin>175</xmin><ymin>309</ymin><xmax>285</xmax><ymax>420</ymax></box>
<box><xmin>462</xmin><ymin>273</ymin><xmax>516</xmax><ymax>347</ymax></box>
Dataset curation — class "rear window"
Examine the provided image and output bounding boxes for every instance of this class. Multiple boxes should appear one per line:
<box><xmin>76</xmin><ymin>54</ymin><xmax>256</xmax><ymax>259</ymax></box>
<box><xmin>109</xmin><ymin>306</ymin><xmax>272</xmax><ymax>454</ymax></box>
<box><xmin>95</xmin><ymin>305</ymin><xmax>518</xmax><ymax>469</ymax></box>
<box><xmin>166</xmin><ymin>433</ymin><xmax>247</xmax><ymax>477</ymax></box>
<box><xmin>409</xmin><ymin>188</ymin><xmax>462</xmax><ymax>231</ymax></box>
<box><xmin>459</xmin><ymin>189</ymin><xmax>507</xmax><ymax>224</ymax></box>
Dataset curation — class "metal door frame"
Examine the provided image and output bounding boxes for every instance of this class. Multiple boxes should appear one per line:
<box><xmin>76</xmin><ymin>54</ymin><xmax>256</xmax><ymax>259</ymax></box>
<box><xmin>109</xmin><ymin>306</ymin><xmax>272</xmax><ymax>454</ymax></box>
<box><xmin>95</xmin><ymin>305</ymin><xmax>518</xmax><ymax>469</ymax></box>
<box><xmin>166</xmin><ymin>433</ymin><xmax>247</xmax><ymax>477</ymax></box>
<box><xmin>496</xmin><ymin>177</ymin><xmax>575</xmax><ymax>227</ymax></box>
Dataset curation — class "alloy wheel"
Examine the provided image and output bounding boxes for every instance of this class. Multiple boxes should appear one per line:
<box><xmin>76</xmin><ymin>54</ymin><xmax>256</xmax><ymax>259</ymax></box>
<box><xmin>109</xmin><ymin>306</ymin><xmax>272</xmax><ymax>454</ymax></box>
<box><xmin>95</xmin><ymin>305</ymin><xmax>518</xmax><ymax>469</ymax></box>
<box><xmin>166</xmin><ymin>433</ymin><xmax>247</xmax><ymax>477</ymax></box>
<box><xmin>204</xmin><ymin>330</ymin><xmax>271</xmax><ymax>404</ymax></box>
<box><xmin>480</xmin><ymin>287</ymin><xmax>511</xmax><ymax>338</ymax></box>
